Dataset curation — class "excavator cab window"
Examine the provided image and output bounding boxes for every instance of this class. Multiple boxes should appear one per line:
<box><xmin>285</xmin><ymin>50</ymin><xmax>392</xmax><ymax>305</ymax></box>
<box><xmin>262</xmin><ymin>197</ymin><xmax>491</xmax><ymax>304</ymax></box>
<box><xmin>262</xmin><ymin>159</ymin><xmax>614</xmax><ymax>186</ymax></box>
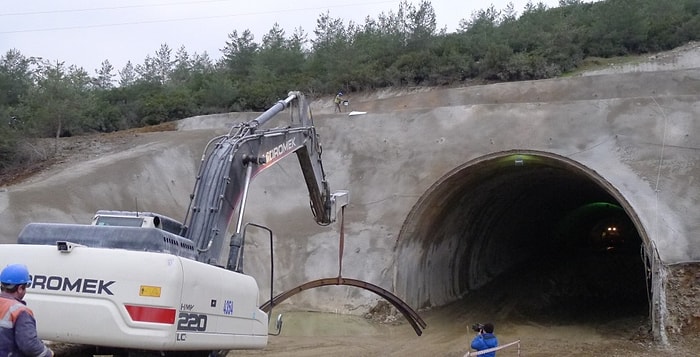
<box><xmin>94</xmin><ymin>215</ymin><xmax>144</xmax><ymax>227</ymax></box>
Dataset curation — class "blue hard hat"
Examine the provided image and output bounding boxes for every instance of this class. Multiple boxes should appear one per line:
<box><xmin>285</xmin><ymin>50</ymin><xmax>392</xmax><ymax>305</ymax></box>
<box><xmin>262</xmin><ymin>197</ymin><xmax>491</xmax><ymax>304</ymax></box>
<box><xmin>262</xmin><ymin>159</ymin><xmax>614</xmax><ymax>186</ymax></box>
<box><xmin>0</xmin><ymin>264</ymin><xmax>31</xmax><ymax>285</ymax></box>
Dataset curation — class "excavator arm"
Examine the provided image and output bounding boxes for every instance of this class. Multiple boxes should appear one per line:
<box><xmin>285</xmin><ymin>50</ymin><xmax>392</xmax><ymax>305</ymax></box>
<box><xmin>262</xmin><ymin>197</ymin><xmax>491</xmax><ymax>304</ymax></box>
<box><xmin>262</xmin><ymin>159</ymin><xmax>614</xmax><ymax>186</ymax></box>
<box><xmin>182</xmin><ymin>91</ymin><xmax>348</xmax><ymax>267</ymax></box>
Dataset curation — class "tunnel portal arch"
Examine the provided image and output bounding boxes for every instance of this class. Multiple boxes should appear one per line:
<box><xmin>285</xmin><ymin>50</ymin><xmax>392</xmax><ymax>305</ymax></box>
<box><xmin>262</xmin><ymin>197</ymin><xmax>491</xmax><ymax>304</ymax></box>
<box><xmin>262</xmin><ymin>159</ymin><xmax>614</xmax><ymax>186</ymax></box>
<box><xmin>395</xmin><ymin>150</ymin><xmax>653</xmax><ymax>325</ymax></box>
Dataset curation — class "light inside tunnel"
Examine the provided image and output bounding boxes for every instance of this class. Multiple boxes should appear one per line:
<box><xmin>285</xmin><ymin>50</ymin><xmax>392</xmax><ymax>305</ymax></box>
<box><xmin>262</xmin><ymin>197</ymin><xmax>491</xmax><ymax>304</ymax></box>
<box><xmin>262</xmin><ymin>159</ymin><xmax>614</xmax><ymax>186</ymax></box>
<box><xmin>499</xmin><ymin>154</ymin><xmax>542</xmax><ymax>167</ymax></box>
<box><xmin>396</xmin><ymin>152</ymin><xmax>650</xmax><ymax>325</ymax></box>
<box><xmin>556</xmin><ymin>202</ymin><xmax>639</xmax><ymax>254</ymax></box>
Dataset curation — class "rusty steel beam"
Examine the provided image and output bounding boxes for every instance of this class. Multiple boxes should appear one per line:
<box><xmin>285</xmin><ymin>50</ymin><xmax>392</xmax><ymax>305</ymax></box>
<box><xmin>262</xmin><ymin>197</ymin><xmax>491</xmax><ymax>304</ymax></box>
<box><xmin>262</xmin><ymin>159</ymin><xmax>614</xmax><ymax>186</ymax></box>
<box><xmin>260</xmin><ymin>277</ymin><xmax>426</xmax><ymax>336</ymax></box>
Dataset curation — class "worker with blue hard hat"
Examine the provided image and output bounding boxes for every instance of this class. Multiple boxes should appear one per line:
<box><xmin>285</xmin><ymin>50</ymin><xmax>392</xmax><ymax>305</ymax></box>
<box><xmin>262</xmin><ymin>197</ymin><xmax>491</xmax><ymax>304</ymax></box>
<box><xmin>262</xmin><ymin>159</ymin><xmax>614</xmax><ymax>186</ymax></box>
<box><xmin>0</xmin><ymin>264</ymin><xmax>53</xmax><ymax>357</ymax></box>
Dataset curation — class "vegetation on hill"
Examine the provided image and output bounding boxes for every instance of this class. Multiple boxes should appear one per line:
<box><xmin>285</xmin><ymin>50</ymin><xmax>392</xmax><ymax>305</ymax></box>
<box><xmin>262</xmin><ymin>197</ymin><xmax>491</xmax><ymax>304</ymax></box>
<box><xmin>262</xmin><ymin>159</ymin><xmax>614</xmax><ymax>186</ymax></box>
<box><xmin>1</xmin><ymin>0</ymin><xmax>699</xmax><ymax>173</ymax></box>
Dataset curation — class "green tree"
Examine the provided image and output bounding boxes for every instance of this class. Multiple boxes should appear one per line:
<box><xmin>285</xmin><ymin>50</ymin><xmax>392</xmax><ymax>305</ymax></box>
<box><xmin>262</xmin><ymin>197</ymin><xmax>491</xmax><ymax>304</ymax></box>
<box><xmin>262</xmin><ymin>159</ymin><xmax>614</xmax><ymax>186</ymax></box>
<box><xmin>586</xmin><ymin>0</ymin><xmax>649</xmax><ymax>56</ymax></box>
<box><xmin>308</xmin><ymin>12</ymin><xmax>354</xmax><ymax>92</ymax></box>
<box><xmin>0</xmin><ymin>49</ymin><xmax>33</xmax><ymax>107</ymax></box>
<box><xmin>171</xmin><ymin>46</ymin><xmax>191</xmax><ymax>85</ymax></box>
<box><xmin>154</xmin><ymin>43</ymin><xmax>174</xmax><ymax>84</ymax></box>
<box><xmin>406</xmin><ymin>0</ymin><xmax>438</xmax><ymax>50</ymax></box>
<box><xmin>221</xmin><ymin>29</ymin><xmax>258</xmax><ymax>80</ymax></box>
<box><xmin>94</xmin><ymin>59</ymin><xmax>116</xmax><ymax>90</ymax></box>
<box><xmin>251</xmin><ymin>24</ymin><xmax>308</xmax><ymax>104</ymax></box>
<box><xmin>135</xmin><ymin>55</ymin><xmax>160</xmax><ymax>84</ymax></box>
<box><xmin>118</xmin><ymin>61</ymin><xmax>137</xmax><ymax>87</ymax></box>
<box><xmin>458</xmin><ymin>4</ymin><xmax>502</xmax><ymax>63</ymax></box>
<box><xmin>25</xmin><ymin>61</ymin><xmax>91</xmax><ymax>141</ymax></box>
<box><xmin>345</xmin><ymin>18</ymin><xmax>399</xmax><ymax>90</ymax></box>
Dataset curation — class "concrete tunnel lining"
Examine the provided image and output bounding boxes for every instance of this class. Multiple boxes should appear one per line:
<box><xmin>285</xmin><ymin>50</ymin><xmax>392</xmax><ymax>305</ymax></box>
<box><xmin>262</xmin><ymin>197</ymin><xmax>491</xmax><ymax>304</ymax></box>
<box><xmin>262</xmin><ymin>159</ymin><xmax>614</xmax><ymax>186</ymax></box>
<box><xmin>395</xmin><ymin>150</ymin><xmax>652</xmax><ymax>320</ymax></box>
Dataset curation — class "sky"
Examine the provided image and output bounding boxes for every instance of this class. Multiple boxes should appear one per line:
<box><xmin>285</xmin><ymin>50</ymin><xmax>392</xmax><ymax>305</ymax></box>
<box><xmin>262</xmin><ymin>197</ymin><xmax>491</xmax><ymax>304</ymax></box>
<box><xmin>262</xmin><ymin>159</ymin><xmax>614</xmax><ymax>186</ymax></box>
<box><xmin>1</xmin><ymin>0</ymin><xmax>574</xmax><ymax>75</ymax></box>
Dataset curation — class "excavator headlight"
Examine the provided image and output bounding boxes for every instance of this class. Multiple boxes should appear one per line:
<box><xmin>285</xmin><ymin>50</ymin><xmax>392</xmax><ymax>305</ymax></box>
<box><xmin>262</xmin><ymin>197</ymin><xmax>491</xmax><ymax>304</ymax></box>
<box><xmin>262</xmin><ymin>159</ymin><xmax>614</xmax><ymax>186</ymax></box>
<box><xmin>56</xmin><ymin>241</ymin><xmax>83</xmax><ymax>253</ymax></box>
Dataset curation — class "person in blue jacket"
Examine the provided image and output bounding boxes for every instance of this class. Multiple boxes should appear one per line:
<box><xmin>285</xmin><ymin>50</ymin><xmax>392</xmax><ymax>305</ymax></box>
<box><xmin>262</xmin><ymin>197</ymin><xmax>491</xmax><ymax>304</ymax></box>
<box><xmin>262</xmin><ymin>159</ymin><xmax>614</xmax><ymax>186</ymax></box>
<box><xmin>0</xmin><ymin>264</ymin><xmax>54</xmax><ymax>357</ymax></box>
<box><xmin>470</xmin><ymin>322</ymin><xmax>498</xmax><ymax>356</ymax></box>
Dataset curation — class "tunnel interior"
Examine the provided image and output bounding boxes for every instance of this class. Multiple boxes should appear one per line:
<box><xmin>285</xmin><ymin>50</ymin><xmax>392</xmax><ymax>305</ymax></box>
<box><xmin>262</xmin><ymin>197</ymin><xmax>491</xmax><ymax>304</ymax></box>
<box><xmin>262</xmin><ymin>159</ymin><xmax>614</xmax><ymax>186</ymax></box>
<box><xmin>396</xmin><ymin>151</ymin><xmax>651</xmax><ymax>325</ymax></box>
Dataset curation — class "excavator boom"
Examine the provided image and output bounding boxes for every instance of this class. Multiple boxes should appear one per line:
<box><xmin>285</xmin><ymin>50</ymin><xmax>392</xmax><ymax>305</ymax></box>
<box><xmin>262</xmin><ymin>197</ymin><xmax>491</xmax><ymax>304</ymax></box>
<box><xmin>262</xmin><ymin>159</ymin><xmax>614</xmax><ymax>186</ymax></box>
<box><xmin>182</xmin><ymin>91</ymin><xmax>347</xmax><ymax>266</ymax></box>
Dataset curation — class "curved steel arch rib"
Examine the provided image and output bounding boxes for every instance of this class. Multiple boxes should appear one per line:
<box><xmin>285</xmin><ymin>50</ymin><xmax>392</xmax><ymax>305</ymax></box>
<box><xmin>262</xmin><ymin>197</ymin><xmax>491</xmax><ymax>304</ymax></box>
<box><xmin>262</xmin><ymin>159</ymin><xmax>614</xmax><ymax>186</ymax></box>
<box><xmin>259</xmin><ymin>277</ymin><xmax>427</xmax><ymax>336</ymax></box>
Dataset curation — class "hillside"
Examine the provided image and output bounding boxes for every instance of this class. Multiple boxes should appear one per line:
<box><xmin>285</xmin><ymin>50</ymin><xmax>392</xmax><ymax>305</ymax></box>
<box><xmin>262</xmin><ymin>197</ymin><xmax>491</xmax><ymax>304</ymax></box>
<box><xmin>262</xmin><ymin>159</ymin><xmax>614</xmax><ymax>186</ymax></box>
<box><xmin>3</xmin><ymin>42</ymin><xmax>699</xmax><ymax>190</ymax></box>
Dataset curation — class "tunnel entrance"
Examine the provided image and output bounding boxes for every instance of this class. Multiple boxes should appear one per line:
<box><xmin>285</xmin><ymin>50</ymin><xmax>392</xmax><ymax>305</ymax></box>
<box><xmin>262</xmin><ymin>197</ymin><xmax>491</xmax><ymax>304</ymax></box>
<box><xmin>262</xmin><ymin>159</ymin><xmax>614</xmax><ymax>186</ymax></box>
<box><xmin>395</xmin><ymin>150</ymin><xmax>651</xmax><ymax>327</ymax></box>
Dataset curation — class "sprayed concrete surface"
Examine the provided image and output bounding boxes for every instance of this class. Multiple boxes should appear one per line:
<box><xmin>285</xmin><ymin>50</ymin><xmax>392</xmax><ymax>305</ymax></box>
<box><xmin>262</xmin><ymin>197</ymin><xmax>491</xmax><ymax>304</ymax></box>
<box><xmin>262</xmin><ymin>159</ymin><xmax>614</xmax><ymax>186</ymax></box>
<box><xmin>2</xmin><ymin>44</ymin><xmax>700</xmax><ymax>355</ymax></box>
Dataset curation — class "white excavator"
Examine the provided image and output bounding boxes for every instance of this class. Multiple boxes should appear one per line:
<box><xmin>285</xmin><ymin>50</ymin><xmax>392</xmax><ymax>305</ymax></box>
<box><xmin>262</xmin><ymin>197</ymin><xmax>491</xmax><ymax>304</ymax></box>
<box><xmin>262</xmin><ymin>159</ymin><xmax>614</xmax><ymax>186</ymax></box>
<box><xmin>1</xmin><ymin>92</ymin><xmax>350</xmax><ymax>356</ymax></box>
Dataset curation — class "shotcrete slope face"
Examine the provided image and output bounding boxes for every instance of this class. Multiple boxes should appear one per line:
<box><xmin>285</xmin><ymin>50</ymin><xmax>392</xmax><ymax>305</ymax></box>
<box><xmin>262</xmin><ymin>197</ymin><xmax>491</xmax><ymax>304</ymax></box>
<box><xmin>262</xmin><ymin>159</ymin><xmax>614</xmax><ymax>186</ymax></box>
<box><xmin>3</xmin><ymin>66</ymin><xmax>699</xmax><ymax>334</ymax></box>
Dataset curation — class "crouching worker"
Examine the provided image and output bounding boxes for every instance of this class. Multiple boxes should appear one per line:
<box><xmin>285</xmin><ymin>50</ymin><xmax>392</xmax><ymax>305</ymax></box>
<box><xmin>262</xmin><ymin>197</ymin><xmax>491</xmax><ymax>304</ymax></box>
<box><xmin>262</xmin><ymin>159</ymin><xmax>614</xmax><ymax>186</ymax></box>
<box><xmin>0</xmin><ymin>264</ymin><xmax>54</xmax><ymax>357</ymax></box>
<box><xmin>470</xmin><ymin>322</ymin><xmax>498</xmax><ymax>357</ymax></box>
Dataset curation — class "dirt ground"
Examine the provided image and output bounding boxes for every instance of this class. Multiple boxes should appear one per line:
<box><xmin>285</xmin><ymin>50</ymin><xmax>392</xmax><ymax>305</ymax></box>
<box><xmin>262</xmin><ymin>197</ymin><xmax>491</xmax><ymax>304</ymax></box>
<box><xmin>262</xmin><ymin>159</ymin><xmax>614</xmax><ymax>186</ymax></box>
<box><xmin>47</xmin><ymin>301</ymin><xmax>697</xmax><ymax>357</ymax></box>
<box><xmin>228</xmin><ymin>271</ymin><xmax>699</xmax><ymax>357</ymax></box>
<box><xmin>47</xmin><ymin>267</ymin><xmax>700</xmax><ymax>357</ymax></box>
